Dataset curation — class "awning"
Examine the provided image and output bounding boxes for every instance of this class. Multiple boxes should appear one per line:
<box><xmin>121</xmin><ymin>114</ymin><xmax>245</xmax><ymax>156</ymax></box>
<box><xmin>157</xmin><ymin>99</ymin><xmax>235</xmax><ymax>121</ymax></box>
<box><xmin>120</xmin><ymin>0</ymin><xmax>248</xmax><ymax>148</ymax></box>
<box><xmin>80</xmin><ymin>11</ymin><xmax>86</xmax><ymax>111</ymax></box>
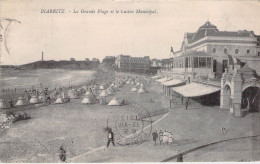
<box><xmin>156</xmin><ymin>77</ymin><xmax>171</xmax><ymax>83</ymax></box>
<box><xmin>171</xmin><ymin>82</ymin><xmax>220</xmax><ymax>97</ymax></box>
<box><xmin>151</xmin><ymin>75</ymin><xmax>163</xmax><ymax>79</ymax></box>
<box><xmin>162</xmin><ymin>79</ymin><xmax>184</xmax><ymax>87</ymax></box>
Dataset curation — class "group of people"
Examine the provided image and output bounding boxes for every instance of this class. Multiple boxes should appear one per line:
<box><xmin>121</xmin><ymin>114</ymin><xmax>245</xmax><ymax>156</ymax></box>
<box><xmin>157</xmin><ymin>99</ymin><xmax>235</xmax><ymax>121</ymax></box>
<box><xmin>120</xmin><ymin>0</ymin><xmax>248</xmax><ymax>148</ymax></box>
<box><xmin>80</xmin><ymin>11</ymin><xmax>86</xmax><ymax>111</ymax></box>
<box><xmin>152</xmin><ymin>129</ymin><xmax>174</xmax><ymax>146</ymax></box>
<box><xmin>1</xmin><ymin>88</ymin><xmax>16</xmax><ymax>94</ymax></box>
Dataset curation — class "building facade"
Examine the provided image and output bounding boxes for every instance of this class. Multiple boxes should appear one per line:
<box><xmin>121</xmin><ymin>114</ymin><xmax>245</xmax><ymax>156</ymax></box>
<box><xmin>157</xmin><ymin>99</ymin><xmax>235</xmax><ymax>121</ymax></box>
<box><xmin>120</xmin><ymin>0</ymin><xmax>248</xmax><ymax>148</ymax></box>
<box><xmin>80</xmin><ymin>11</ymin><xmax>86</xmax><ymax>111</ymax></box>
<box><xmin>158</xmin><ymin>21</ymin><xmax>260</xmax><ymax>117</ymax></box>
<box><xmin>115</xmin><ymin>54</ymin><xmax>151</xmax><ymax>73</ymax></box>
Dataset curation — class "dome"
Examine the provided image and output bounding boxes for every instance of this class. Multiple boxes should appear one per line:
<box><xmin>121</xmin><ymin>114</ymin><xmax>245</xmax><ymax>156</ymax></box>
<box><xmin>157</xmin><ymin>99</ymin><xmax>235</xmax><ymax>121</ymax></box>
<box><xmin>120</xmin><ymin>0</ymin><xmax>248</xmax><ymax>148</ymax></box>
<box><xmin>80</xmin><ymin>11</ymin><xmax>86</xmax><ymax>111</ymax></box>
<box><xmin>15</xmin><ymin>97</ymin><xmax>28</xmax><ymax>106</ymax></box>
<box><xmin>131</xmin><ymin>87</ymin><xmax>138</xmax><ymax>92</ymax></box>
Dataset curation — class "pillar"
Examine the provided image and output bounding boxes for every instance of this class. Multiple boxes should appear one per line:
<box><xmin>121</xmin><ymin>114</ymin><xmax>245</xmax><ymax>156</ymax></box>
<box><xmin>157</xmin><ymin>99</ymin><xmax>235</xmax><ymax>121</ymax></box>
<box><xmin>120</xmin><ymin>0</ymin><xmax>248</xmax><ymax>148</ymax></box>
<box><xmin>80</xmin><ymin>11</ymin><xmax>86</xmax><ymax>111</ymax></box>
<box><xmin>231</xmin><ymin>69</ymin><xmax>243</xmax><ymax>117</ymax></box>
<box><xmin>220</xmin><ymin>68</ymin><xmax>229</xmax><ymax>109</ymax></box>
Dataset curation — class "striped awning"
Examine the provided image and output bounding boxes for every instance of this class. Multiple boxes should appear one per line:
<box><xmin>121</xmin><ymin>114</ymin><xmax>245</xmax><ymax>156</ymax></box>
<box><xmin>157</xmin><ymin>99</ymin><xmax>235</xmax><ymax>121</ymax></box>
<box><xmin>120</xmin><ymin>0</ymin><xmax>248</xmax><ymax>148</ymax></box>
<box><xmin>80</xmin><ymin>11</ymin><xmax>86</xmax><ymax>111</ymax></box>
<box><xmin>171</xmin><ymin>82</ymin><xmax>220</xmax><ymax>97</ymax></box>
<box><xmin>162</xmin><ymin>79</ymin><xmax>184</xmax><ymax>87</ymax></box>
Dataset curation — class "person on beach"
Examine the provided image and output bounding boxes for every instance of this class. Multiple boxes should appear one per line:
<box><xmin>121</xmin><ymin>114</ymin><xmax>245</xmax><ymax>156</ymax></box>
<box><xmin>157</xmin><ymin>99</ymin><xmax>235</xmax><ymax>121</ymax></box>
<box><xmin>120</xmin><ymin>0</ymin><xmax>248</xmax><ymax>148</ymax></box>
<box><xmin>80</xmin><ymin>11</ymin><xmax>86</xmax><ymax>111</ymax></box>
<box><xmin>159</xmin><ymin>130</ymin><xmax>163</xmax><ymax>145</ymax></box>
<box><xmin>152</xmin><ymin>130</ymin><xmax>159</xmax><ymax>146</ymax></box>
<box><xmin>59</xmin><ymin>146</ymin><xmax>66</xmax><ymax>163</ymax></box>
<box><xmin>185</xmin><ymin>98</ymin><xmax>189</xmax><ymax>110</ymax></box>
<box><xmin>162</xmin><ymin>130</ymin><xmax>169</xmax><ymax>145</ymax></box>
<box><xmin>168</xmin><ymin>132</ymin><xmax>174</xmax><ymax>145</ymax></box>
<box><xmin>107</xmin><ymin>129</ymin><xmax>115</xmax><ymax>147</ymax></box>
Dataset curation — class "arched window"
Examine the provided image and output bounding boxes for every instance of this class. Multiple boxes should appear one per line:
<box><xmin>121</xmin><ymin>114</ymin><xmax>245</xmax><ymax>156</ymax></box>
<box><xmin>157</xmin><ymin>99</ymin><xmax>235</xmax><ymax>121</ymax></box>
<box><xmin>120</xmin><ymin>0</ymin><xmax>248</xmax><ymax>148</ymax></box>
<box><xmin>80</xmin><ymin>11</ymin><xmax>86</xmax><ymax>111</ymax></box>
<box><xmin>235</xmin><ymin>49</ymin><xmax>239</xmax><ymax>54</ymax></box>
<box><xmin>224</xmin><ymin>48</ymin><xmax>228</xmax><ymax>54</ymax></box>
<box><xmin>212</xmin><ymin>48</ymin><xmax>216</xmax><ymax>53</ymax></box>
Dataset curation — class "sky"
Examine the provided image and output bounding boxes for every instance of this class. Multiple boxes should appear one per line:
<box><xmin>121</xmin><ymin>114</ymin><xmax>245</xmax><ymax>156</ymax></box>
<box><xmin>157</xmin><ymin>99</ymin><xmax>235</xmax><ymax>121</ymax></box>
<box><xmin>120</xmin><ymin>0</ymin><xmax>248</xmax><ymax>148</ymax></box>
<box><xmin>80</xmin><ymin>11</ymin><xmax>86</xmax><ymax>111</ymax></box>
<box><xmin>1</xmin><ymin>0</ymin><xmax>260</xmax><ymax>65</ymax></box>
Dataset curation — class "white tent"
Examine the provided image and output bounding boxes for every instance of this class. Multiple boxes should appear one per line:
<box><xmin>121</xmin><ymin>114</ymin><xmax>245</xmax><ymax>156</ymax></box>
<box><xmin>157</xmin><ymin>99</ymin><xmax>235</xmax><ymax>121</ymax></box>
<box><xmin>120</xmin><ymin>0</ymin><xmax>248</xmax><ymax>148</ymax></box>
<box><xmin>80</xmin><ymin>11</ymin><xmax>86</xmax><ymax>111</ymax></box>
<box><xmin>131</xmin><ymin>87</ymin><xmax>138</xmax><ymax>92</ymax></box>
<box><xmin>108</xmin><ymin>97</ymin><xmax>122</xmax><ymax>106</ymax></box>
<box><xmin>99</xmin><ymin>90</ymin><xmax>108</xmax><ymax>97</ymax></box>
<box><xmin>29</xmin><ymin>95</ymin><xmax>41</xmax><ymax>104</ymax></box>
<box><xmin>99</xmin><ymin>85</ymin><xmax>106</xmax><ymax>90</ymax></box>
<box><xmin>55</xmin><ymin>95</ymin><xmax>64</xmax><ymax>104</ymax></box>
<box><xmin>84</xmin><ymin>90</ymin><xmax>97</xmax><ymax>100</ymax></box>
<box><xmin>138</xmin><ymin>86</ymin><xmax>148</xmax><ymax>94</ymax></box>
<box><xmin>82</xmin><ymin>97</ymin><xmax>95</xmax><ymax>104</ymax></box>
<box><xmin>0</xmin><ymin>99</ymin><xmax>10</xmax><ymax>109</ymax></box>
<box><xmin>67</xmin><ymin>89</ymin><xmax>79</xmax><ymax>99</ymax></box>
<box><xmin>15</xmin><ymin>97</ymin><xmax>28</xmax><ymax>106</ymax></box>
<box><xmin>136</xmin><ymin>82</ymin><xmax>140</xmax><ymax>86</ymax></box>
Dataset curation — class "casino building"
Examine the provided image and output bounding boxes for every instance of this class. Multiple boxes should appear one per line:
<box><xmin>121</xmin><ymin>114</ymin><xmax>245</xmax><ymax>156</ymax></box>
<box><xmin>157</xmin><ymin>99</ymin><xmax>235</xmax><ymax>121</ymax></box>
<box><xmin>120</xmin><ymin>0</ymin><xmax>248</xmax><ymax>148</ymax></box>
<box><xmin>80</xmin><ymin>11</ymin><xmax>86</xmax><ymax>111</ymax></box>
<box><xmin>155</xmin><ymin>21</ymin><xmax>260</xmax><ymax>117</ymax></box>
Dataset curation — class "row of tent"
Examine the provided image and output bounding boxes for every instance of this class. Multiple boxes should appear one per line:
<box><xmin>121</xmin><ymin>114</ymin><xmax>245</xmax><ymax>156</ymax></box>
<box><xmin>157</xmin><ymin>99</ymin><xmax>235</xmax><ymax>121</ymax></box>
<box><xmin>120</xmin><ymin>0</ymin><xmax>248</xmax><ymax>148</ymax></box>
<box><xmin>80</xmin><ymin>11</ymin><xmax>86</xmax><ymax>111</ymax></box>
<box><xmin>81</xmin><ymin>76</ymin><xmax>128</xmax><ymax>106</ymax></box>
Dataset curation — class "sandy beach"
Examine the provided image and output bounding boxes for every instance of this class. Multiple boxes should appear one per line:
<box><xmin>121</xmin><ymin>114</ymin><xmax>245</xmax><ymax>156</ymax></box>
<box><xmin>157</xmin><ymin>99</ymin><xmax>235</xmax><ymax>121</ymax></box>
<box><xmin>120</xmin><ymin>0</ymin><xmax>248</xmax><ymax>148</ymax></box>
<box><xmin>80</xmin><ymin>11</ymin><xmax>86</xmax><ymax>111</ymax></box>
<box><xmin>0</xmin><ymin>70</ymin><xmax>260</xmax><ymax>162</ymax></box>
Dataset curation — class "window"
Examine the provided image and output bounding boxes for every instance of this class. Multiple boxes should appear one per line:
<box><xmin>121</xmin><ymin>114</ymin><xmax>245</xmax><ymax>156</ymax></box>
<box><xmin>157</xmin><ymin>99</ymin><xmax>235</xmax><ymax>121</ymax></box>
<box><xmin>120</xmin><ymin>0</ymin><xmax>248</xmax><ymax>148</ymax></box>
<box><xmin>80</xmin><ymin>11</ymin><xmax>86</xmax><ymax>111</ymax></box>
<box><xmin>199</xmin><ymin>58</ymin><xmax>206</xmax><ymax>68</ymax></box>
<box><xmin>212</xmin><ymin>48</ymin><xmax>216</xmax><ymax>53</ymax></box>
<box><xmin>206</xmin><ymin>58</ymin><xmax>212</xmax><ymax>68</ymax></box>
<box><xmin>235</xmin><ymin>49</ymin><xmax>239</xmax><ymax>54</ymax></box>
<box><xmin>258</xmin><ymin>52</ymin><xmax>260</xmax><ymax>56</ymax></box>
<box><xmin>223</xmin><ymin>60</ymin><xmax>228</xmax><ymax>73</ymax></box>
<box><xmin>185</xmin><ymin>58</ymin><xmax>189</xmax><ymax>68</ymax></box>
<box><xmin>246</xmin><ymin>49</ymin><xmax>250</xmax><ymax>54</ymax></box>
<box><xmin>224</xmin><ymin>48</ymin><xmax>228</xmax><ymax>54</ymax></box>
<box><xmin>194</xmin><ymin>57</ymin><xmax>198</xmax><ymax>68</ymax></box>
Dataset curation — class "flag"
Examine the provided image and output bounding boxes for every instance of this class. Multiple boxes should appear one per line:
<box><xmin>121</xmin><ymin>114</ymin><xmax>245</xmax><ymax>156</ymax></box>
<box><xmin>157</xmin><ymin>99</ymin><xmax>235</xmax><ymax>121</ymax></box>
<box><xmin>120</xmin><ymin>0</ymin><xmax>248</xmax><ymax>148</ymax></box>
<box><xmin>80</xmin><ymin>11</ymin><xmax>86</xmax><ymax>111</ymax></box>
<box><xmin>171</xmin><ymin>46</ymin><xmax>174</xmax><ymax>53</ymax></box>
<box><xmin>227</xmin><ymin>54</ymin><xmax>242</xmax><ymax>65</ymax></box>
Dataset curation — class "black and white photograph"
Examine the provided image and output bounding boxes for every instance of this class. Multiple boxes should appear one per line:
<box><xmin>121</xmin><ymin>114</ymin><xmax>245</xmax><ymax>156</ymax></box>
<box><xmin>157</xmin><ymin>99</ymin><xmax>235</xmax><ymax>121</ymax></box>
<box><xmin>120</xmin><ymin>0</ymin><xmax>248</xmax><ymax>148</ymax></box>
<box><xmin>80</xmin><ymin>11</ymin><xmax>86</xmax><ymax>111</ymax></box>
<box><xmin>0</xmin><ymin>0</ymin><xmax>260</xmax><ymax>162</ymax></box>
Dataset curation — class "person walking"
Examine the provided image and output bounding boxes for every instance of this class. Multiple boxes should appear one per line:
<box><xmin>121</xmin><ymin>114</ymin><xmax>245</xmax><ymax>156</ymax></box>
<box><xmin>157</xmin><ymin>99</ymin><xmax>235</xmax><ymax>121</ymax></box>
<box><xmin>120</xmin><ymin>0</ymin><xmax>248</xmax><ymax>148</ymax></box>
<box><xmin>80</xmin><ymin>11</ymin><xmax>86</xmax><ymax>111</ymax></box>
<box><xmin>152</xmin><ymin>130</ymin><xmax>159</xmax><ymax>146</ymax></box>
<box><xmin>59</xmin><ymin>146</ymin><xmax>66</xmax><ymax>163</ymax></box>
<box><xmin>107</xmin><ymin>129</ymin><xmax>115</xmax><ymax>147</ymax></box>
<box><xmin>159</xmin><ymin>130</ymin><xmax>163</xmax><ymax>145</ymax></box>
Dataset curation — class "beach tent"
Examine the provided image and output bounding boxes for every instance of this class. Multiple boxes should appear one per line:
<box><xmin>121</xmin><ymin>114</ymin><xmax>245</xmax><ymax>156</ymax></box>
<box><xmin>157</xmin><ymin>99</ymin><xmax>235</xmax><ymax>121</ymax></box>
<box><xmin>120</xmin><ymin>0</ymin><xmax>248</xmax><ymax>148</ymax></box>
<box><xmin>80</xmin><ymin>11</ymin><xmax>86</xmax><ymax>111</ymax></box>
<box><xmin>84</xmin><ymin>90</ymin><xmax>97</xmax><ymax>100</ymax></box>
<box><xmin>29</xmin><ymin>95</ymin><xmax>41</xmax><ymax>104</ymax></box>
<box><xmin>55</xmin><ymin>95</ymin><xmax>64</xmax><ymax>104</ymax></box>
<box><xmin>99</xmin><ymin>90</ymin><xmax>108</xmax><ymax>97</ymax></box>
<box><xmin>138</xmin><ymin>86</ymin><xmax>148</xmax><ymax>94</ymax></box>
<box><xmin>15</xmin><ymin>97</ymin><xmax>28</xmax><ymax>106</ymax></box>
<box><xmin>131</xmin><ymin>87</ymin><xmax>138</xmax><ymax>92</ymax></box>
<box><xmin>99</xmin><ymin>85</ymin><xmax>106</xmax><ymax>90</ymax></box>
<box><xmin>82</xmin><ymin>96</ymin><xmax>95</xmax><ymax>104</ymax></box>
<box><xmin>67</xmin><ymin>89</ymin><xmax>79</xmax><ymax>99</ymax></box>
<box><xmin>108</xmin><ymin>97</ymin><xmax>122</xmax><ymax>106</ymax></box>
<box><xmin>0</xmin><ymin>99</ymin><xmax>10</xmax><ymax>109</ymax></box>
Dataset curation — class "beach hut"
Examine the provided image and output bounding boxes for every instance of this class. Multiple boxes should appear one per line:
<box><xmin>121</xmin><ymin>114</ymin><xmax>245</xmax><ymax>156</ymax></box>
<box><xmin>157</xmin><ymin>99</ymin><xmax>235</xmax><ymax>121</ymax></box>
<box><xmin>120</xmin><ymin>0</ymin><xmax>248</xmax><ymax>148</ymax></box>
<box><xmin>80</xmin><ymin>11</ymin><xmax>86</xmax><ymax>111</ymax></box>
<box><xmin>29</xmin><ymin>95</ymin><xmax>41</xmax><ymax>104</ymax></box>
<box><xmin>131</xmin><ymin>87</ymin><xmax>138</xmax><ymax>92</ymax></box>
<box><xmin>108</xmin><ymin>97</ymin><xmax>122</xmax><ymax>106</ymax></box>
<box><xmin>138</xmin><ymin>86</ymin><xmax>148</xmax><ymax>94</ymax></box>
<box><xmin>55</xmin><ymin>95</ymin><xmax>64</xmax><ymax>104</ymax></box>
<box><xmin>15</xmin><ymin>97</ymin><xmax>28</xmax><ymax>106</ymax></box>
<box><xmin>67</xmin><ymin>89</ymin><xmax>79</xmax><ymax>99</ymax></box>
<box><xmin>0</xmin><ymin>99</ymin><xmax>10</xmax><ymax>109</ymax></box>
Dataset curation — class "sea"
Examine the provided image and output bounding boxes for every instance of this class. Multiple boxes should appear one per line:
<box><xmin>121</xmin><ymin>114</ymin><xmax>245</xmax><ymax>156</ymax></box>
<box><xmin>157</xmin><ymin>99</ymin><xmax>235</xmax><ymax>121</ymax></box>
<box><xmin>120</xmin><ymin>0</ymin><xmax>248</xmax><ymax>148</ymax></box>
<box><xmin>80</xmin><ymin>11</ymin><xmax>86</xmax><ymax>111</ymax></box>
<box><xmin>0</xmin><ymin>69</ymin><xmax>96</xmax><ymax>91</ymax></box>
